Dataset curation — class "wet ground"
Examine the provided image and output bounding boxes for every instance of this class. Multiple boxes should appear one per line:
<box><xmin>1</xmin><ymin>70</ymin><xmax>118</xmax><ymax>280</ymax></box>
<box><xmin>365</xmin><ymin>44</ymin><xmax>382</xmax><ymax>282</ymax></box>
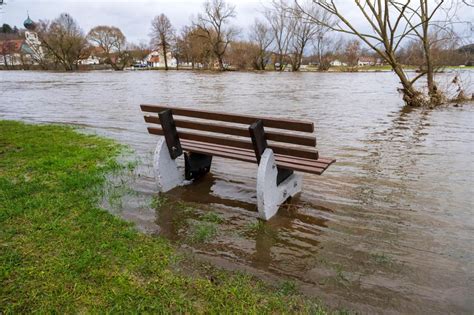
<box><xmin>1</xmin><ymin>70</ymin><xmax>473</xmax><ymax>314</ymax></box>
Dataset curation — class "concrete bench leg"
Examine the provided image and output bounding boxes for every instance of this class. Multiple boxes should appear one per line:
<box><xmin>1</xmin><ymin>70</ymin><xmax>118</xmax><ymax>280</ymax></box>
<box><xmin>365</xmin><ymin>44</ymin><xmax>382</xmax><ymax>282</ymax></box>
<box><xmin>256</xmin><ymin>148</ymin><xmax>303</xmax><ymax>220</ymax></box>
<box><xmin>153</xmin><ymin>137</ymin><xmax>184</xmax><ymax>192</ymax></box>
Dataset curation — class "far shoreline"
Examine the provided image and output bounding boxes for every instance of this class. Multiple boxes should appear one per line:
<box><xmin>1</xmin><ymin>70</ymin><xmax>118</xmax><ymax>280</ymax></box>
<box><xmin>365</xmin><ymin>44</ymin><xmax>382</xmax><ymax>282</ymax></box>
<box><xmin>1</xmin><ymin>65</ymin><xmax>473</xmax><ymax>73</ymax></box>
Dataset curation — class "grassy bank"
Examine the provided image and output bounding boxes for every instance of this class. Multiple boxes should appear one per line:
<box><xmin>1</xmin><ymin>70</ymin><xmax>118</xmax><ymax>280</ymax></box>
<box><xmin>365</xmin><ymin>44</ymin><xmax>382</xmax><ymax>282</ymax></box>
<box><xmin>0</xmin><ymin>121</ymin><xmax>327</xmax><ymax>313</ymax></box>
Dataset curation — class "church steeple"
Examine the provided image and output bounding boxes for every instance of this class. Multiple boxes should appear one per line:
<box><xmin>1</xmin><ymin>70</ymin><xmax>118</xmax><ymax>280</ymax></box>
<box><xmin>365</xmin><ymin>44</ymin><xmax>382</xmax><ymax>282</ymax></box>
<box><xmin>24</xmin><ymin>13</ymin><xmax>35</xmax><ymax>30</ymax></box>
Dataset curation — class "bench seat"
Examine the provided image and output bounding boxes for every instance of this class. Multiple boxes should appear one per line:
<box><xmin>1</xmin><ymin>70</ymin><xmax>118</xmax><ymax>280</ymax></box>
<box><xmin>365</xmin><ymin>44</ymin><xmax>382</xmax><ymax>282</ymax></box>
<box><xmin>179</xmin><ymin>139</ymin><xmax>335</xmax><ymax>175</ymax></box>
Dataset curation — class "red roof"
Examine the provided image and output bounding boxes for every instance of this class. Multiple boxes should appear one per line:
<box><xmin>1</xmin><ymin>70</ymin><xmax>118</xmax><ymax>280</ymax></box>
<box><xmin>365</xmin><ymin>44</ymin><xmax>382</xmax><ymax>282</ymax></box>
<box><xmin>0</xmin><ymin>39</ymin><xmax>24</xmax><ymax>54</ymax></box>
<box><xmin>91</xmin><ymin>46</ymin><xmax>106</xmax><ymax>55</ymax></box>
<box><xmin>149</xmin><ymin>56</ymin><xmax>160</xmax><ymax>63</ymax></box>
<box><xmin>358</xmin><ymin>56</ymin><xmax>376</xmax><ymax>62</ymax></box>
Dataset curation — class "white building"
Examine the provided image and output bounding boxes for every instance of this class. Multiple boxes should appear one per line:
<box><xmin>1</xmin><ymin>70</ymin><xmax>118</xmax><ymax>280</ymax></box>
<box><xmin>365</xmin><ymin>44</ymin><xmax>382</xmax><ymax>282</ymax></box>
<box><xmin>357</xmin><ymin>57</ymin><xmax>376</xmax><ymax>67</ymax></box>
<box><xmin>330</xmin><ymin>59</ymin><xmax>347</xmax><ymax>67</ymax></box>
<box><xmin>145</xmin><ymin>50</ymin><xmax>177</xmax><ymax>68</ymax></box>
<box><xmin>78</xmin><ymin>55</ymin><xmax>100</xmax><ymax>65</ymax></box>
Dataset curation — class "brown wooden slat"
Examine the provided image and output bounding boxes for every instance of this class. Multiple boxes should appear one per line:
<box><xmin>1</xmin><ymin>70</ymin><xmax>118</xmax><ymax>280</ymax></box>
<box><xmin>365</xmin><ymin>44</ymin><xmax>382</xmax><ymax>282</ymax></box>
<box><xmin>185</xmin><ymin>140</ymin><xmax>330</xmax><ymax>165</ymax></box>
<box><xmin>184</xmin><ymin>144</ymin><xmax>325</xmax><ymax>175</ymax></box>
<box><xmin>315</xmin><ymin>157</ymin><xmax>336</xmax><ymax>165</ymax></box>
<box><xmin>183</xmin><ymin>143</ymin><xmax>256</xmax><ymax>164</ymax></box>
<box><xmin>183</xmin><ymin>140</ymin><xmax>336</xmax><ymax>168</ymax></box>
<box><xmin>141</xmin><ymin>104</ymin><xmax>314</xmax><ymax>132</ymax></box>
<box><xmin>144</xmin><ymin>115</ymin><xmax>317</xmax><ymax>147</ymax></box>
<box><xmin>183</xmin><ymin>140</ymin><xmax>329</xmax><ymax>170</ymax></box>
<box><xmin>183</xmin><ymin>141</ymin><xmax>332</xmax><ymax>173</ymax></box>
<box><xmin>148</xmin><ymin>127</ymin><xmax>319</xmax><ymax>160</ymax></box>
<box><xmin>181</xmin><ymin>142</ymin><xmax>325</xmax><ymax>175</ymax></box>
<box><xmin>275</xmin><ymin>152</ymin><xmax>335</xmax><ymax>166</ymax></box>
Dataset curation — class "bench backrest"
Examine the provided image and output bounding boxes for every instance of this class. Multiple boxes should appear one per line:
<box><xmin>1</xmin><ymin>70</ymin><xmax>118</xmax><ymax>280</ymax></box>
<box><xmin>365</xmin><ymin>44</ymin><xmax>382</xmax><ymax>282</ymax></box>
<box><xmin>141</xmin><ymin>104</ymin><xmax>318</xmax><ymax>160</ymax></box>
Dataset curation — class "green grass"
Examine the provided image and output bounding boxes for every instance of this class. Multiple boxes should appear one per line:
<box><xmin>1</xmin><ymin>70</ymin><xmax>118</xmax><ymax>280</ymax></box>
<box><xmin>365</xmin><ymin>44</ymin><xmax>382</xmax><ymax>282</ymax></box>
<box><xmin>278</xmin><ymin>280</ymin><xmax>298</xmax><ymax>296</ymax></box>
<box><xmin>201</xmin><ymin>212</ymin><xmax>224</xmax><ymax>224</ymax></box>
<box><xmin>150</xmin><ymin>194</ymin><xmax>169</xmax><ymax>209</ymax></box>
<box><xmin>0</xmin><ymin>120</ymin><xmax>328</xmax><ymax>313</ymax></box>
<box><xmin>188</xmin><ymin>221</ymin><xmax>218</xmax><ymax>243</ymax></box>
<box><xmin>244</xmin><ymin>220</ymin><xmax>267</xmax><ymax>233</ymax></box>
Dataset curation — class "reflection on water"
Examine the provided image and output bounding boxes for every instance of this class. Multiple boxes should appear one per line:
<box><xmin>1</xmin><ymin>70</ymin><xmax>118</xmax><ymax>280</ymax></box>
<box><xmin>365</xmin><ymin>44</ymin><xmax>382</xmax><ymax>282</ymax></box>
<box><xmin>1</xmin><ymin>70</ymin><xmax>473</xmax><ymax>314</ymax></box>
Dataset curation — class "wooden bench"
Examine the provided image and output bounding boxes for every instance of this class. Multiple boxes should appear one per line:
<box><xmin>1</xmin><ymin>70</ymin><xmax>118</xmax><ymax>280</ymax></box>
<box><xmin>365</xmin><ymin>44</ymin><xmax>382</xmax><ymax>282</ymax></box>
<box><xmin>141</xmin><ymin>104</ymin><xmax>336</xmax><ymax>220</ymax></box>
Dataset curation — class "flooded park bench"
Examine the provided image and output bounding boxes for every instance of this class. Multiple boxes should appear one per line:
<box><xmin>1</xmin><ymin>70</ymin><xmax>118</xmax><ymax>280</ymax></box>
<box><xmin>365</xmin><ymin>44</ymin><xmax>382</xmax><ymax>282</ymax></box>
<box><xmin>141</xmin><ymin>104</ymin><xmax>336</xmax><ymax>220</ymax></box>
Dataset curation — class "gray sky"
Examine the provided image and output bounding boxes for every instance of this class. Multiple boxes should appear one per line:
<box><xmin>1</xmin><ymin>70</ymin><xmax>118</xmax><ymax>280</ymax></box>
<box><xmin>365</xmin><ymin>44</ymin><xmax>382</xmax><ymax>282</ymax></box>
<box><xmin>1</xmin><ymin>0</ymin><xmax>472</xmax><ymax>45</ymax></box>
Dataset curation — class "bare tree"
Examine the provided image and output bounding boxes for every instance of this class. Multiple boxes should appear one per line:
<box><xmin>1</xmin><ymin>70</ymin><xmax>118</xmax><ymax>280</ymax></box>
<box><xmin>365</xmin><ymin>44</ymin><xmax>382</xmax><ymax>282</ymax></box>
<box><xmin>174</xmin><ymin>26</ymin><xmax>193</xmax><ymax>68</ymax></box>
<box><xmin>227</xmin><ymin>41</ymin><xmax>260</xmax><ymax>70</ymax></box>
<box><xmin>150</xmin><ymin>14</ymin><xmax>175</xmax><ymax>70</ymax></box>
<box><xmin>391</xmin><ymin>1</ymin><xmax>465</xmax><ymax>104</ymax></box>
<box><xmin>264</xmin><ymin>0</ymin><xmax>294</xmax><ymax>71</ymax></box>
<box><xmin>304</xmin><ymin>6</ymin><xmax>335</xmax><ymax>70</ymax></box>
<box><xmin>196</xmin><ymin>0</ymin><xmax>238</xmax><ymax>70</ymax></box>
<box><xmin>87</xmin><ymin>25</ymin><xmax>131</xmax><ymax>70</ymax></box>
<box><xmin>0</xmin><ymin>40</ymin><xmax>18</xmax><ymax>69</ymax></box>
<box><xmin>172</xmin><ymin>33</ymin><xmax>183</xmax><ymax>70</ymax></box>
<box><xmin>128</xmin><ymin>41</ymin><xmax>150</xmax><ymax>64</ymax></box>
<box><xmin>37</xmin><ymin>13</ymin><xmax>87</xmax><ymax>71</ymax></box>
<box><xmin>175</xmin><ymin>26</ymin><xmax>214</xmax><ymax>69</ymax></box>
<box><xmin>296</xmin><ymin>0</ymin><xmax>456</xmax><ymax>106</ymax></box>
<box><xmin>288</xmin><ymin>2</ymin><xmax>330</xmax><ymax>71</ymax></box>
<box><xmin>313</xmin><ymin>33</ymin><xmax>343</xmax><ymax>70</ymax></box>
<box><xmin>344</xmin><ymin>39</ymin><xmax>361</xmax><ymax>68</ymax></box>
<box><xmin>249</xmin><ymin>19</ymin><xmax>273</xmax><ymax>70</ymax></box>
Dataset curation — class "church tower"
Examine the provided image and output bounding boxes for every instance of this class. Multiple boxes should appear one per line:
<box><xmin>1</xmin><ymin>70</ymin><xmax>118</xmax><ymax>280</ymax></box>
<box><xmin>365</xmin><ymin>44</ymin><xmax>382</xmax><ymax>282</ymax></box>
<box><xmin>23</xmin><ymin>14</ymin><xmax>44</xmax><ymax>62</ymax></box>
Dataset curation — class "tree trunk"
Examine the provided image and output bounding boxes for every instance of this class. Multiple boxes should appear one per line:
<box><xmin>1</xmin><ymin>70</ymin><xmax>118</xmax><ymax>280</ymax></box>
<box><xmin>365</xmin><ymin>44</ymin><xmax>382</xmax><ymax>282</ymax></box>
<box><xmin>424</xmin><ymin>47</ymin><xmax>441</xmax><ymax>104</ymax></box>
<box><xmin>422</xmin><ymin>24</ymin><xmax>441</xmax><ymax>104</ymax></box>
<box><xmin>217</xmin><ymin>55</ymin><xmax>224</xmax><ymax>71</ymax></box>
<box><xmin>392</xmin><ymin>63</ymin><xmax>426</xmax><ymax>107</ymax></box>
<box><xmin>420</xmin><ymin>0</ymin><xmax>442</xmax><ymax>105</ymax></box>
<box><xmin>292</xmin><ymin>51</ymin><xmax>303</xmax><ymax>72</ymax></box>
<box><xmin>260</xmin><ymin>55</ymin><xmax>266</xmax><ymax>70</ymax></box>
<box><xmin>2</xmin><ymin>55</ymin><xmax>8</xmax><ymax>69</ymax></box>
<box><xmin>110</xmin><ymin>59</ymin><xmax>118</xmax><ymax>71</ymax></box>
<box><xmin>162</xmin><ymin>44</ymin><xmax>168</xmax><ymax>71</ymax></box>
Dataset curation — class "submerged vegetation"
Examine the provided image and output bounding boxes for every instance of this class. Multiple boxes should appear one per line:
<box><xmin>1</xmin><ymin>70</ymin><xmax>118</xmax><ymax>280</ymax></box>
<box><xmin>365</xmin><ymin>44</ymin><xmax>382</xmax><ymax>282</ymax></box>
<box><xmin>0</xmin><ymin>121</ymin><xmax>329</xmax><ymax>313</ymax></box>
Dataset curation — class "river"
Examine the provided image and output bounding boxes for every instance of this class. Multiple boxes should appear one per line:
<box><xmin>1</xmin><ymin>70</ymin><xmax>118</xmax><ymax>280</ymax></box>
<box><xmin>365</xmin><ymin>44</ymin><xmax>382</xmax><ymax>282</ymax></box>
<box><xmin>1</xmin><ymin>70</ymin><xmax>473</xmax><ymax>314</ymax></box>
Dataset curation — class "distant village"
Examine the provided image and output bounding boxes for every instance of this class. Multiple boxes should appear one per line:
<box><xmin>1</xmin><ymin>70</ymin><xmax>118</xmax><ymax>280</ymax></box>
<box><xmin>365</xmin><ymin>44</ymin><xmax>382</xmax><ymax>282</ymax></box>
<box><xmin>0</xmin><ymin>7</ymin><xmax>472</xmax><ymax>72</ymax></box>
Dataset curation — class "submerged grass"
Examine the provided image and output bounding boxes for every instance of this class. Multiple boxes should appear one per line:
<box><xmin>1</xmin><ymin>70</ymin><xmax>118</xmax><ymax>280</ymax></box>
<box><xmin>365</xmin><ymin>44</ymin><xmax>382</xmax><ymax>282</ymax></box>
<box><xmin>0</xmin><ymin>121</ymin><xmax>327</xmax><ymax>313</ymax></box>
<box><xmin>188</xmin><ymin>221</ymin><xmax>218</xmax><ymax>243</ymax></box>
<box><xmin>370</xmin><ymin>252</ymin><xmax>394</xmax><ymax>266</ymax></box>
<box><xmin>201</xmin><ymin>212</ymin><xmax>224</xmax><ymax>224</ymax></box>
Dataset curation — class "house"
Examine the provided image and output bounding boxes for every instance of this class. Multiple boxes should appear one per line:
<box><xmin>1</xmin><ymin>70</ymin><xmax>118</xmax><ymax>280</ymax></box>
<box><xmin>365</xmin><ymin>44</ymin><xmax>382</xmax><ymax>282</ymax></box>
<box><xmin>357</xmin><ymin>56</ymin><xmax>376</xmax><ymax>66</ymax></box>
<box><xmin>145</xmin><ymin>50</ymin><xmax>176</xmax><ymax>68</ymax></box>
<box><xmin>78</xmin><ymin>47</ymin><xmax>104</xmax><ymax>65</ymax></box>
<box><xmin>330</xmin><ymin>59</ymin><xmax>347</xmax><ymax>67</ymax></box>
<box><xmin>0</xmin><ymin>39</ymin><xmax>35</xmax><ymax>66</ymax></box>
<box><xmin>78</xmin><ymin>54</ymin><xmax>100</xmax><ymax>65</ymax></box>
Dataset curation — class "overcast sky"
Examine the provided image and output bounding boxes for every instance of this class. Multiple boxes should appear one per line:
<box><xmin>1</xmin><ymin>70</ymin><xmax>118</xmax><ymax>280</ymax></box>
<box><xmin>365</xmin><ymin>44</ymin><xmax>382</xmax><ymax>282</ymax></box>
<box><xmin>1</xmin><ymin>0</ymin><xmax>472</xmax><ymax>45</ymax></box>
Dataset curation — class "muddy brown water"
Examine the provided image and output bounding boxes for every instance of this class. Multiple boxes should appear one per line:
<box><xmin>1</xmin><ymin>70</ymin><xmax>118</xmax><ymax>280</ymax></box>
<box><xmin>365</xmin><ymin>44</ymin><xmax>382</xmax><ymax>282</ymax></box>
<box><xmin>1</xmin><ymin>70</ymin><xmax>473</xmax><ymax>314</ymax></box>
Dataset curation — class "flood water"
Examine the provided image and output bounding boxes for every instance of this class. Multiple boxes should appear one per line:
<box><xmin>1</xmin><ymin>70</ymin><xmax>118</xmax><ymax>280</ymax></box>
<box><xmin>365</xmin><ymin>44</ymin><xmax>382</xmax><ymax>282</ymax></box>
<box><xmin>1</xmin><ymin>70</ymin><xmax>473</xmax><ymax>314</ymax></box>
